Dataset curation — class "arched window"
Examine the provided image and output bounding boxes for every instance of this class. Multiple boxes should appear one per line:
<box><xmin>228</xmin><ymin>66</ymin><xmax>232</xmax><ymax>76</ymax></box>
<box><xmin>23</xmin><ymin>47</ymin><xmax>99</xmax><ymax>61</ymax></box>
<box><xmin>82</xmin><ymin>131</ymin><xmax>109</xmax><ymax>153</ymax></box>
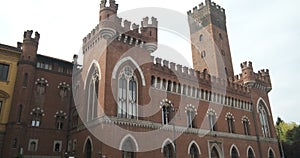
<box><xmin>160</xmin><ymin>99</ymin><xmax>173</xmax><ymax>125</ymax></box>
<box><xmin>118</xmin><ymin>66</ymin><xmax>138</xmax><ymax>119</ymax></box>
<box><xmin>35</xmin><ymin>78</ymin><xmax>49</xmax><ymax>95</ymax></box>
<box><xmin>30</xmin><ymin>107</ymin><xmax>45</xmax><ymax>127</ymax></box>
<box><xmin>185</xmin><ymin>104</ymin><xmax>197</xmax><ymax>128</ymax></box>
<box><xmin>231</xmin><ymin>146</ymin><xmax>239</xmax><ymax>158</ymax></box>
<box><xmin>207</xmin><ymin>109</ymin><xmax>217</xmax><ymax>131</ymax></box>
<box><xmin>242</xmin><ymin>116</ymin><xmax>250</xmax><ymax>135</ymax></box>
<box><xmin>189</xmin><ymin>144</ymin><xmax>199</xmax><ymax>158</ymax></box>
<box><xmin>226</xmin><ymin>113</ymin><xmax>235</xmax><ymax>133</ymax></box>
<box><xmin>268</xmin><ymin>149</ymin><xmax>275</xmax><ymax>158</ymax></box>
<box><xmin>54</xmin><ymin>111</ymin><xmax>67</xmax><ymax>130</ymax></box>
<box><xmin>258</xmin><ymin>101</ymin><xmax>270</xmax><ymax>137</ymax></box>
<box><xmin>211</xmin><ymin>146</ymin><xmax>220</xmax><ymax>158</ymax></box>
<box><xmin>29</xmin><ymin>141</ymin><xmax>36</xmax><ymax>151</ymax></box>
<box><xmin>199</xmin><ymin>34</ymin><xmax>203</xmax><ymax>42</ymax></box>
<box><xmin>163</xmin><ymin>144</ymin><xmax>173</xmax><ymax>158</ymax></box>
<box><xmin>121</xmin><ymin>138</ymin><xmax>136</xmax><ymax>158</ymax></box>
<box><xmin>87</xmin><ymin>67</ymin><xmax>99</xmax><ymax>121</ymax></box>
<box><xmin>28</xmin><ymin>139</ymin><xmax>38</xmax><ymax>152</ymax></box>
<box><xmin>85</xmin><ymin>139</ymin><xmax>92</xmax><ymax>158</ymax></box>
<box><xmin>248</xmin><ymin>148</ymin><xmax>255</xmax><ymax>158</ymax></box>
<box><xmin>54</xmin><ymin>142</ymin><xmax>62</xmax><ymax>152</ymax></box>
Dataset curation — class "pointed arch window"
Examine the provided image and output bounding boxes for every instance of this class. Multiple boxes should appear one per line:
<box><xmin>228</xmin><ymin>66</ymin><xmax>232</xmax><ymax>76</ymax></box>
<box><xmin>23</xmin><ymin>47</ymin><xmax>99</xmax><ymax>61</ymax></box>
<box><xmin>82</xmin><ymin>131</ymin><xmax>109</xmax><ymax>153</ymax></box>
<box><xmin>118</xmin><ymin>66</ymin><xmax>138</xmax><ymax>119</ymax></box>
<box><xmin>189</xmin><ymin>144</ymin><xmax>199</xmax><ymax>158</ymax></box>
<box><xmin>160</xmin><ymin>99</ymin><xmax>173</xmax><ymax>125</ymax></box>
<box><xmin>268</xmin><ymin>149</ymin><xmax>275</xmax><ymax>158</ymax></box>
<box><xmin>231</xmin><ymin>147</ymin><xmax>238</xmax><ymax>158</ymax></box>
<box><xmin>258</xmin><ymin>101</ymin><xmax>270</xmax><ymax>137</ymax></box>
<box><xmin>87</xmin><ymin>67</ymin><xmax>99</xmax><ymax>121</ymax></box>
<box><xmin>242</xmin><ymin>116</ymin><xmax>250</xmax><ymax>135</ymax></box>
<box><xmin>85</xmin><ymin>139</ymin><xmax>92</xmax><ymax>158</ymax></box>
<box><xmin>211</xmin><ymin>146</ymin><xmax>220</xmax><ymax>158</ymax></box>
<box><xmin>248</xmin><ymin>148</ymin><xmax>255</xmax><ymax>158</ymax></box>
<box><xmin>163</xmin><ymin>144</ymin><xmax>173</xmax><ymax>158</ymax></box>
<box><xmin>121</xmin><ymin>138</ymin><xmax>136</xmax><ymax>158</ymax></box>
<box><xmin>226</xmin><ymin>112</ymin><xmax>235</xmax><ymax>133</ymax></box>
<box><xmin>185</xmin><ymin>104</ymin><xmax>197</xmax><ymax>128</ymax></box>
<box><xmin>207</xmin><ymin>109</ymin><xmax>217</xmax><ymax>131</ymax></box>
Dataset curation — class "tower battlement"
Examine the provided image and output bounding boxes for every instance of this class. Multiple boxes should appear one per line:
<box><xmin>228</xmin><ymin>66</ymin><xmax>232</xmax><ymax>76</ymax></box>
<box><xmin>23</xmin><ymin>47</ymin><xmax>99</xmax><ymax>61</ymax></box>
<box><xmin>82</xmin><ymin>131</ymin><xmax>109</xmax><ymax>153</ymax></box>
<box><xmin>23</xmin><ymin>30</ymin><xmax>40</xmax><ymax>43</ymax></box>
<box><xmin>240</xmin><ymin>61</ymin><xmax>253</xmax><ymax>70</ymax></box>
<box><xmin>83</xmin><ymin>1</ymin><xmax>158</xmax><ymax>54</ymax></box>
<box><xmin>187</xmin><ymin>0</ymin><xmax>225</xmax><ymax>19</ymax></box>
<box><xmin>237</xmin><ymin>61</ymin><xmax>272</xmax><ymax>92</ymax></box>
<box><xmin>141</xmin><ymin>17</ymin><xmax>158</xmax><ymax>28</ymax></box>
<box><xmin>100</xmin><ymin>0</ymin><xmax>118</xmax><ymax>12</ymax></box>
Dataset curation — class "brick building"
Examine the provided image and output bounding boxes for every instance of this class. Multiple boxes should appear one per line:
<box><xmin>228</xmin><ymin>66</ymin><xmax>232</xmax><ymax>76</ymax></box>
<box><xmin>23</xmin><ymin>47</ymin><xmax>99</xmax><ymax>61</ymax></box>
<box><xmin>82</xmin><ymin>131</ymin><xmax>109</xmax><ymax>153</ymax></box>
<box><xmin>2</xmin><ymin>0</ymin><xmax>280</xmax><ymax>158</ymax></box>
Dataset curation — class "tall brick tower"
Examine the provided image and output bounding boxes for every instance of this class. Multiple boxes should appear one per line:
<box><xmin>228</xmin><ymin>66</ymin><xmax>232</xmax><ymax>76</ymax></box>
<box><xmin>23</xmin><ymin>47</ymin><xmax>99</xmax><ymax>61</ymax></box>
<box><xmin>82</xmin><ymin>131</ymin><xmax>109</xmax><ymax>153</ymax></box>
<box><xmin>188</xmin><ymin>0</ymin><xmax>234</xmax><ymax>79</ymax></box>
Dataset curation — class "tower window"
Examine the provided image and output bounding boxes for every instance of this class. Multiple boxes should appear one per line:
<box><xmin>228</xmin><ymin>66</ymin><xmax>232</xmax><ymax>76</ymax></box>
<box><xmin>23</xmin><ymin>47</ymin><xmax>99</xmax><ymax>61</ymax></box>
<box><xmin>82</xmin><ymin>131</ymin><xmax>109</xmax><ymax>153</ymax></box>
<box><xmin>199</xmin><ymin>34</ymin><xmax>203</xmax><ymax>41</ymax></box>
<box><xmin>201</xmin><ymin>51</ymin><xmax>206</xmax><ymax>58</ymax></box>
<box><xmin>219</xmin><ymin>33</ymin><xmax>223</xmax><ymax>40</ymax></box>
<box><xmin>221</xmin><ymin>50</ymin><xmax>225</xmax><ymax>56</ymax></box>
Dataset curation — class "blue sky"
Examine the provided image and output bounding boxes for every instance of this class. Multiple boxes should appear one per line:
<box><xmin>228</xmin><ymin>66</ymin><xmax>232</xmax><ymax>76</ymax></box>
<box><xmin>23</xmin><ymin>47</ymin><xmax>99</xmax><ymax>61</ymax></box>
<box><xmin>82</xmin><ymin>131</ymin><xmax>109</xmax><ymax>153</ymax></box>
<box><xmin>1</xmin><ymin>0</ymin><xmax>299</xmax><ymax>123</ymax></box>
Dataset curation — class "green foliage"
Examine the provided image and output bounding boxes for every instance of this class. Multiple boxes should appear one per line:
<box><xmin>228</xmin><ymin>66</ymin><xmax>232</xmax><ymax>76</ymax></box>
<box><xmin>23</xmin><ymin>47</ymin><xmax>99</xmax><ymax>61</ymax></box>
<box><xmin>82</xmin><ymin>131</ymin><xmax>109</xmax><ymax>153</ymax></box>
<box><xmin>275</xmin><ymin>117</ymin><xmax>298</xmax><ymax>143</ymax></box>
<box><xmin>275</xmin><ymin>117</ymin><xmax>300</xmax><ymax>158</ymax></box>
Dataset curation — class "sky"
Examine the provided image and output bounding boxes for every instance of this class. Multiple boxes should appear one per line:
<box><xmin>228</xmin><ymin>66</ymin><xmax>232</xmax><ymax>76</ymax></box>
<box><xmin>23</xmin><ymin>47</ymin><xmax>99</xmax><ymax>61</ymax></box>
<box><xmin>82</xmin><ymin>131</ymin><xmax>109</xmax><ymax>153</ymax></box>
<box><xmin>1</xmin><ymin>0</ymin><xmax>300</xmax><ymax>124</ymax></box>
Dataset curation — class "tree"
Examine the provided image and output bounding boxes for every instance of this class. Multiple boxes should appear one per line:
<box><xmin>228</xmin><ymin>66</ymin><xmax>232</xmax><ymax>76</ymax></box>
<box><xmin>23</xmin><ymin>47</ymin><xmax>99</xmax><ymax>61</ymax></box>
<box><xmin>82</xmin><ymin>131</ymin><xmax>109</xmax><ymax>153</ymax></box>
<box><xmin>275</xmin><ymin>117</ymin><xmax>300</xmax><ymax>158</ymax></box>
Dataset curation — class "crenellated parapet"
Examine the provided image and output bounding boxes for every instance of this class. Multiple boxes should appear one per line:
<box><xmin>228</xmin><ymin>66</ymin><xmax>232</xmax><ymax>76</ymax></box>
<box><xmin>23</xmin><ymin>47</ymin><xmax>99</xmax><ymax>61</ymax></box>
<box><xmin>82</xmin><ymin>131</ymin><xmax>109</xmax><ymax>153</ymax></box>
<box><xmin>83</xmin><ymin>13</ymin><xmax>158</xmax><ymax>54</ymax></box>
<box><xmin>151</xmin><ymin>56</ymin><xmax>250</xmax><ymax>94</ymax></box>
<box><xmin>236</xmin><ymin>61</ymin><xmax>272</xmax><ymax>92</ymax></box>
<box><xmin>20</xmin><ymin>30</ymin><xmax>40</xmax><ymax>62</ymax></box>
<box><xmin>23</xmin><ymin>30</ymin><xmax>40</xmax><ymax>43</ymax></box>
<box><xmin>187</xmin><ymin>0</ymin><xmax>226</xmax><ymax>31</ymax></box>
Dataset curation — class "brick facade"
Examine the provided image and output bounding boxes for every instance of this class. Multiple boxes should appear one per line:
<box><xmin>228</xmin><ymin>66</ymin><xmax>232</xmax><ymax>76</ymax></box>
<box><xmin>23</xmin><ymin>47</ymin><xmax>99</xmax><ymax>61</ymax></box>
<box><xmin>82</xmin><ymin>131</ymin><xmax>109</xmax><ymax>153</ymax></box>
<box><xmin>2</xmin><ymin>0</ymin><xmax>280</xmax><ymax>158</ymax></box>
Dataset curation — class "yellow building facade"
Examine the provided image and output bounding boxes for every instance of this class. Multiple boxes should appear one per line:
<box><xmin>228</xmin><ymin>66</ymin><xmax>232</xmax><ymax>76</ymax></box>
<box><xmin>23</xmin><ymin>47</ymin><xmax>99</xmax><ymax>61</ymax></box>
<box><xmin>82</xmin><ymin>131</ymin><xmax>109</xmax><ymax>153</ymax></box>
<box><xmin>0</xmin><ymin>44</ymin><xmax>20</xmax><ymax>155</ymax></box>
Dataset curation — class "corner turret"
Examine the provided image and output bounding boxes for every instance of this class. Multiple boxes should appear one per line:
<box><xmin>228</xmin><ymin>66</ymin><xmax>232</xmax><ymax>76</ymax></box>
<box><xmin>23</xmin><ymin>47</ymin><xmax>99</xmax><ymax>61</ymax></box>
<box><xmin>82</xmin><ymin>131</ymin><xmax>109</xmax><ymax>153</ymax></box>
<box><xmin>240</xmin><ymin>61</ymin><xmax>255</xmax><ymax>86</ymax></box>
<box><xmin>20</xmin><ymin>30</ymin><xmax>40</xmax><ymax>62</ymax></box>
<box><xmin>141</xmin><ymin>17</ymin><xmax>158</xmax><ymax>53</ymax></box>
<box><xmin>240</xmin><ymin>61</ymin><xmax>272</xmax><ymax>92</ymax></box>
<box><xmin>99</xmin><ymin>0</ymin><xmax>118</xmax><ymax>22</ymax></box>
